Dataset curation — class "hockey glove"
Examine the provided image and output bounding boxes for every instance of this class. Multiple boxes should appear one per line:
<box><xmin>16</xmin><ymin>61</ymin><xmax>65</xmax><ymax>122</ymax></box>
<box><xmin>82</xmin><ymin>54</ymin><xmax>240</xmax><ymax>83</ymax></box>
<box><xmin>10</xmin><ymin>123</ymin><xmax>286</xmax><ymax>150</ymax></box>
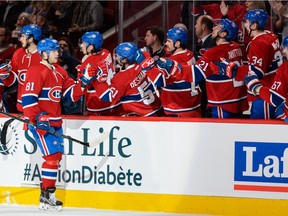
<box><xmin>209</xmin><ymin>58</ymin><xmax>238</xmax><ymax>78</ymax></box>
<box><xmin>0</xmin><ymin>63</ymin><xmax>11</xmax><ymax>80</ymax></box>
<box><xmin>36</xmin><ymin>112</ymin><xmax>50</xmax><ymax>136</ymax></box>
<box><xmin>95</xmin><ymin>62</ymin><xmax>108</xmax><ymax>83</ymax></box>
<box><xmin>134</xmin><ymin>49</ymin><xmax>155</xmax><ymax>71</ymax></box>
<box><xmin>156</xmin><ymin>58</ymin><xmax>182</xmax><ymax>79</ymax></box>
<box><xmin>274</xmin><ymin>101</ymin><xmax>288</xmax><ymax>122</ymax></box>
<box><xmin>80</xmin><ymin>64</ymin><xmax>98</xmax><ymax>85</ymax></box>
<box><xmin>244</xmin><ymin>72</ymin><xmax>262</xmax><ymax>96</ymax></box>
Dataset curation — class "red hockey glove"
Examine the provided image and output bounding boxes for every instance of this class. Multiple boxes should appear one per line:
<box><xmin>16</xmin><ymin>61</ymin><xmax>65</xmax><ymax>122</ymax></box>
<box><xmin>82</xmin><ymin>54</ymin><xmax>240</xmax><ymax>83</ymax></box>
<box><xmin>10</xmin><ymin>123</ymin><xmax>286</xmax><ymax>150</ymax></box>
<box><xmin>36</xmin><ymin>112</ymin><xmax>50</xmax><ymax>136</ymax></box>
<box><xmin>80</xmin><ymin>64</ymin><xmax>98</xmax><ymax>85</ymax></box>
<box><xmin>209</xmin><ymin>58</ymin><xmax>238</xmax><ymax>78</ymax></box>
<box><xmin>156</xmin><ymin>58</ymin><xmax>182</xmax><ymax>79</ymax></box>
<box><xmin>95</xmin><ymin>62</ymin><xmax>108</xmax><ymax>83</ymax></box>
<box><xmin>0</xmin><ymin>63</ymin><xmax>11</xmax><ymax>80</ymax></box>
<box><xmin>134</xmin><ymin>49</ymin><xmax>155</xmax><ymax>71</ymax></box>
<box><xmin>244</xmin><ymin>72</ymin><xmax>262</xmax><ymax>96</ymax></box>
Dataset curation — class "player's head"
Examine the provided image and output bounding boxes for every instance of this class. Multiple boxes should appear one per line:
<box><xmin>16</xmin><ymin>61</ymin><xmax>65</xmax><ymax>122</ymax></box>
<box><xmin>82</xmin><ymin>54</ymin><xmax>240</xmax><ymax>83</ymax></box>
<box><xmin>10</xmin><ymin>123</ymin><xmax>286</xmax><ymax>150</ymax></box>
<box><xmin>80</xmin><ymin>31</ymin><xmax>103</xmax><ymax>55</ymax></box>
<box><xmin>38</xmin><ymin>38</ymin><xmax>62</xmax><ymax>64</ymax></box>
<box><xmin>219</xmin><ymin>19</ymin><xmax>238</xmax><ymax>41</ymax></box>
<box><xmin>212</xmin><ymin>18</ymin><xmax>238</xmax><ymax>41</ymax></box>
<box><xmin>19</xmin><ymin>24</ymin><xmax>41</xmax><ymax>49</ymax></box>
<box><xmin>244</xmin><ymin>9</ymin><xmax>268</xmax><ymax>32</ymax></box>
<box><xmin>165</xmin><ymin>27</ymin><xmax>188</xmax><ymax>53</ymax></box>
<box><xmin>114</xmin><ymin>42</ymin><xmax>137</xmax><ymax>71</ymax></box>
<box><xmin>281</xmin><ymin>36</ymin><xmax>288</xmax><ymax>57</ymax></box>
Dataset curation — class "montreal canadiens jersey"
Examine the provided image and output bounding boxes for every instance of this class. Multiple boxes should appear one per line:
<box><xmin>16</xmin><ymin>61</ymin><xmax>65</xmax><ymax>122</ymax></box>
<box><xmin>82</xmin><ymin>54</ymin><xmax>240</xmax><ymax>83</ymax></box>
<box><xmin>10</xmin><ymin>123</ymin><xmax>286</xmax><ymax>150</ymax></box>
<box><xmin>22</xmin><ymin>62</ymin><xmax>84</xmax><ymax>127</ymax></box>
<box><xmin>77</xmin><ymin>49</ymin><xmax>122</xmax><ymax>115</ymax></box>
<box><xmin>4</xmin><ymin>48</ymin><xmax>42</xmax><ymax>112</ymax></box>
<box><xmin>258</xmin><ymin>61</ymin><xmax>288</xmax><ymax>118</ymax></box>
<box><xmin>246</xmin><ymin>31</ymin><xmax>282</xmax><ymax>101</ymax></box>
<box><xmin>93</xmin><ymin>64</ymin><xmax>162</xmax><ymax>116</ymax></box>
<box><xmin>178</xmin><ymin>42</ymin><xmax>249</xmax><ymax>113</ymax></box>
<box><xmin>159</xmin><ymin>49</ymin><xmax>201</xmax><ymax>117</ymax></box>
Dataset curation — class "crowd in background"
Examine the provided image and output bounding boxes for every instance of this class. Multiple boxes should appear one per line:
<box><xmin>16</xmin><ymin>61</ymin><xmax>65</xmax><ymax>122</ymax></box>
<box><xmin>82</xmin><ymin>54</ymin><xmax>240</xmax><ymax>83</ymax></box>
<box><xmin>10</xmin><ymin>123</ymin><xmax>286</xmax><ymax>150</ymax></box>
<box><xmin>1</xmin><ymin>0</ymin><xmax>288</xmax><ymax>121</ymax></box>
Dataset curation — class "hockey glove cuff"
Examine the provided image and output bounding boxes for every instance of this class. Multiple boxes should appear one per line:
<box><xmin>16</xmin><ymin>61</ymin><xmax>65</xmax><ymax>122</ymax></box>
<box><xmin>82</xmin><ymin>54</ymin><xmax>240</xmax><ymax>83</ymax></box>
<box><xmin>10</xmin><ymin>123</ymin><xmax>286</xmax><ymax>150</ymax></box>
<box><xmin>36</xmin><ymin>112</ymin><xmax>50</xmax><ymax>136</ymax></box>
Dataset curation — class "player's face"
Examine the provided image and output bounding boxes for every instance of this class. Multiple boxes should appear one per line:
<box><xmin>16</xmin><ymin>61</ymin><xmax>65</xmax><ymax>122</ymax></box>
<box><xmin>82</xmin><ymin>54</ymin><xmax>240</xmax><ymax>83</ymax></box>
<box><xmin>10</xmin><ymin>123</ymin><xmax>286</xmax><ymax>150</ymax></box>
<box><xmin>144</xmin><ymin>30</ymin><xmax>156</xmax><ymax>47</ymax></box>
<box><xmin>165</xmin><ymin>39</ymin><xmax>174</xmax><ymax>52</ymax></box>
<box><xmin>212</xmin><ymin>24</ymin><xmax>222</xmax><ymax>39</ymax></box>
<box><xmin>80</xmin><ymin>42</ymin><xmax>88</xmax><ymax>55</ymax></box>
<box><xmin>19</xmin><ymin>34</ymin><xmax>28</xmax><ymax>48</ymax></box>
<box><xmin>243</xmin><ymin>20</ymin><xmax>251</xmax><ymax>34</ymax></box>
<box><xmin>48</xmin><ymin>50</ymin><xmax>59</xmax><ymax>64</ymax></box>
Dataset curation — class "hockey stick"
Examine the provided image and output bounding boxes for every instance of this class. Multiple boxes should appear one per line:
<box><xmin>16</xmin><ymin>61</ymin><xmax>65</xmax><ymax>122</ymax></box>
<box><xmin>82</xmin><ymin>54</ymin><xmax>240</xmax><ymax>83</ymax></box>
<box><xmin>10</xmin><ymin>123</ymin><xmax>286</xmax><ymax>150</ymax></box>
<box><xmin>0</xmin><ymin>111</ymin><xmax>108</xmax><ymax>147</ymax></box>
<box><xmin>0</xmin><ymin>113</ymin><xmax>23</xmax><ymax>145</ymax></box>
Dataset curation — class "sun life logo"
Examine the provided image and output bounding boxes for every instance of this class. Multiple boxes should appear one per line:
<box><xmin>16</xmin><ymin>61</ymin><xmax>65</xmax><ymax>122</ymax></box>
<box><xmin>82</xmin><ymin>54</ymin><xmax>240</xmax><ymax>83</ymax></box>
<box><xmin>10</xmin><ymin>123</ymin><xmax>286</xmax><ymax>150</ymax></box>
<box><xmin>0</xmin><ymin>123</ymin><xmax>19</xmax><ymax>156</ymax></box>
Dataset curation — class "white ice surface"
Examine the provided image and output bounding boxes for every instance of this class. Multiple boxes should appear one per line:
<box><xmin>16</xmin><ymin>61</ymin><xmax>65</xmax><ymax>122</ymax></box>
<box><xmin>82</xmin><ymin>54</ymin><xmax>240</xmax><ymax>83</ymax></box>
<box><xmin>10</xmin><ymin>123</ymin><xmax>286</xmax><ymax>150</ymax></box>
<box><xmin>0</xmin><ymin>204</ymin><xmax>209</xmax><ymax>216</ymax></box>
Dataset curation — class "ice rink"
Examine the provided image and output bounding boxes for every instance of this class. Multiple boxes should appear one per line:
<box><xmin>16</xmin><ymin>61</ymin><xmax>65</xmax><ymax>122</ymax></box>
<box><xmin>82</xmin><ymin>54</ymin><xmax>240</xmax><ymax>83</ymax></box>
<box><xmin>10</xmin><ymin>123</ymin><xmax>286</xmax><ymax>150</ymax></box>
<box><xmin>0</xmin><ymin>204</ymin><xmax>209</xmax><ymax>216</ymax></box>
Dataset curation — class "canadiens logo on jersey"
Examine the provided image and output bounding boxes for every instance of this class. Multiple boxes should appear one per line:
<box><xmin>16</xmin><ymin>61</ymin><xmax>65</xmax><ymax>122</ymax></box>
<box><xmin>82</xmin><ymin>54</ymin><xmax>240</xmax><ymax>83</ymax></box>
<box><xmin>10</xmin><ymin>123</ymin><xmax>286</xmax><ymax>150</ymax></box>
<box><xmin>18</xmin><ymin>69</ymin><xmax>27</xmax><ymax>85</ymax></box>
<box><xmin>48</xmin><ymin>86</ymin><xmax>62</xmax><ymax>102</ymax></box>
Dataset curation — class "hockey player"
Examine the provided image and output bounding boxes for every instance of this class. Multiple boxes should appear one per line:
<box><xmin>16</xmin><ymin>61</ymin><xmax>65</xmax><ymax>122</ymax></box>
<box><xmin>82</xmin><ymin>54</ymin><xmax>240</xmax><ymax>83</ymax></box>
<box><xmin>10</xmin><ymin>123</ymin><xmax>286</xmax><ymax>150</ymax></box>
<box><xmin>244</xmin><ymin>36</ymin><xmax>288</xmax><ymax>121</ymax></box>
<box><xmin>86</xmin><ymin>42</ymin><xmax>163</xmax><ymax>116</ymax></box>
<box><xmin>149</xmin><ymin>27</ymin><xmax>202</xmax><ymax>117</ymax></box>
<box><xmin>148</xmin><ymin>19</ymin><xmax>248</xmax><ymax>118</ymax></box>
<box><xmin>22</xmin><ymin>38</ymin><xmax>86</xmax><ymax>211</ymax></box>
<box><xmin>77</xmin><ymin>31</ymin><xmax>122</xmax><ymax>116</ymax></box>
<box><xmin>211</xmin><ymin>9</ymin><xmax>283</xmax><ymax>119</ymax></box>
<box><xmin>0</xmin><ymin>24</ymin><xmax>42</xmax><ymax>112</ymax></box>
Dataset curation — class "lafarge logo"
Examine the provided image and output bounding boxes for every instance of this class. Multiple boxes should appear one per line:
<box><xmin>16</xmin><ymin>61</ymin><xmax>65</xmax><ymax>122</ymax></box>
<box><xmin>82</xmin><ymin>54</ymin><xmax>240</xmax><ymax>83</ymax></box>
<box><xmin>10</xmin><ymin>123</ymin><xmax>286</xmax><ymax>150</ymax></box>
<box><xmin>0</xmin><ymin>123</ymin><xmax>19</xmax><ymax>156</ymax></box>
<box><xmin>234</xmin><ymin>141</ymin><xmax>288</xmax><ymax>192</ymax></box>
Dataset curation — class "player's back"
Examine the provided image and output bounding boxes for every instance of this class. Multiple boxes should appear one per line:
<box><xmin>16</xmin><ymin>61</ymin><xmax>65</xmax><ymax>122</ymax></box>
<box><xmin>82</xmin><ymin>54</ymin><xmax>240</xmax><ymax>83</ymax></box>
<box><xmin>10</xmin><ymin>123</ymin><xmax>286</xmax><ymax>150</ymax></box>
<box><xmin>203</xmin><ymin>42</ymin><xmax>248</xmax><ymax>113</ymax></box>
<box><xmin>248</xmin><ymin>32</ymin><xmax>282</xmax><ymax>87</ymax></box>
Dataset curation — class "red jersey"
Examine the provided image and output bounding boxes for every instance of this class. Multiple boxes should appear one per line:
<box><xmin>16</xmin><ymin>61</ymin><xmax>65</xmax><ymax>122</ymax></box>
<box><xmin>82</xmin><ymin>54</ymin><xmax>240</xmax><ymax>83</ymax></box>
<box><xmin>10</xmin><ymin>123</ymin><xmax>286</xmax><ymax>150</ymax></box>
<box><xmin>77</xmin><ymin>49</ymin><xmax>122</xmax><ymax>116</ymax></box>
<box><xmin>3</xmin><ymin>48</ymin><xmax>42</xmax><ymax>111</ymax></box>
<box><xmin>237</xmin><ymin>31</ymin><xmax>282</xmax><ymax>101</ymax></box>
<box><xmin>93</xmin><ymin>64</ymin><xmax>162</xmax><ymax>116</ymax></box>
<box><xmin>22</xmin><ymin>62</ymin><xmax>84</xmax><ymax>127</ymax></box>
<box><xmin>158</xmin><ymin>49</ymin><xmax>201</xmax><ymax>117</ymax></box>
<box><xmin>178</xmin><ymin>42</ymin><xmax>248</xmax><ymax>114</ymax></box>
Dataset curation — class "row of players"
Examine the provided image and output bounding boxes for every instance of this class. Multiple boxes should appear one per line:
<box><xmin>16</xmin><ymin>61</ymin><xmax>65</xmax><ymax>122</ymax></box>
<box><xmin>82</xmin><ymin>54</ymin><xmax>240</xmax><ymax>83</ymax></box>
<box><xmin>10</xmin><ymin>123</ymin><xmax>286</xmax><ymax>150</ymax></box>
<box><xmin>0</xmin><ymin>8</ymin><xmax>288</xmax><ymax>211</ymax></box>
<box><xmin>0</xmin><ymin>9</ymin><xmax>287</xmax><ymax>121</ymax></box>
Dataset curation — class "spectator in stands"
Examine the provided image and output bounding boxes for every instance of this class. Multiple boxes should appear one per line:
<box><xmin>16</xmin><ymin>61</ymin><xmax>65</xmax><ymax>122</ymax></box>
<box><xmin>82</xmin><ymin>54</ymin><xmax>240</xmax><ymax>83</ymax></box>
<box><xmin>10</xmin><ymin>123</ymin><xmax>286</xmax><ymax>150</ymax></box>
<box><xmin>194</xmin><ymin>15</ymin><xmax>216</xmax><ymax>60</ymax></box>
<box><xmin>192</xmin><ymin>1</ymin><xmax>246</xmax><ymax>29</ymax></box>
<box><xmin>0</xmin><ymin>26</ymin><xmax>17</xmax><ymax>112</ymax></box>
<box><xmin>144</xmin><ymin>26</ymin><xmax>170</xmax><ymax>60</ymax></box>
<box><xmin>194</xmin><ymin>15</ymin><xmax>216</xmax><ymax>117</ymax></box>
<box><xmin>32</xmin><ymin>14</ymin><xmax>50</xmax><ymax>40</ymax></box>
<box><xmin>272</xmin><ymin>0</ymin><xmax>288</xmax><ymax>42</ymax></box>
<box><xmin>11</xmin><ymin>12</ymin><xmax>32</xmax><ymax>47</ymax></box>
<box><xmin>48</xmin><ymin>1</ymin><xmax>74</xmax><ymax>38</ymax></box>
<box><xmin>0</xmin><ymin>0</ymin><xmax>27</xmax><ymax>32</ymax></box>
<box><xmin>68</xmin><ymin>1</ymin><xmax>104</xmax><ymax>46</ymax></box>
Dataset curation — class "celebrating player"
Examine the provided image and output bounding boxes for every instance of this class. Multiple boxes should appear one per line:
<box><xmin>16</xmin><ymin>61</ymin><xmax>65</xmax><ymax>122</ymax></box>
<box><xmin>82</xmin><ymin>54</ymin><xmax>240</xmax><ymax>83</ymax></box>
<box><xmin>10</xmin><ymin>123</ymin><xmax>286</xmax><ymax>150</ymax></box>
<box><xmin>0</xmin><ymin>24</ymin><xmax>42</xmax><ymax>112</ymax></box>
<box><xmin>86</xmin><ymin>42</ymin><xmax>163</xmax><ymax>116</ymax></box>
<box><xmin>146</xmin><ymin>19</ymin><xmax>248</xmax><ymax>118</ymax></box>
<box><xmin>244</xmin><ymin>36</ymin><xmax>288</xmax><ymax>121</ymax></box>
<box><xmin>211</xmin><ymin>9</ymin><xmax>283</xmax><ymax>119</ymax></box>
<box><xmin>22</xmin><ymin>38</ymin><xmax>85</xmax><ymax>211</ymax></box>
<box><xmin>77</xmin><ymin>31</ymin><xmax>122</xmax><ymax>115</ymax></box>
